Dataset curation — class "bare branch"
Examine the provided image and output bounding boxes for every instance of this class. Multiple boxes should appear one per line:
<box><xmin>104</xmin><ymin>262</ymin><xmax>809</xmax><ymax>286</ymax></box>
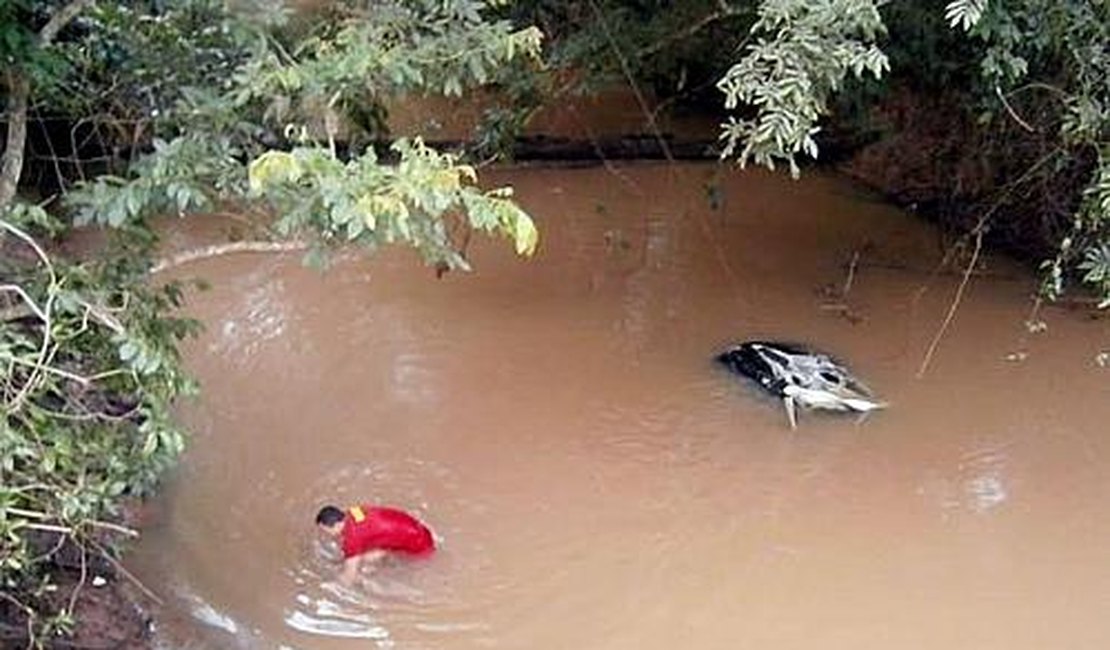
<box><xmin>0</xmin><ymin>354</ymin><xmax>94</xmax><ymax>387</ymax></box>
<box><xmin>996</xmin><ymin>85</ymin><xmax>1037</xmax><ymax>133</ymax></box>
<box><xmin>0</xmin><ymin>284</ymin><xmax>47</xmax><ymax>323</ymax></box>
<box><xmin>1</xmin><ymin>209</ymin><xmax>58</xmax><ymax>282</ymax></box>
<box><xmin>588</xmin><ymin>0</ymin><xmax>674</xmax><ymax>164</ymax></box>
<box><xmin>39</xmin><ymin>0</ymin><xmax>96</xmax><ymax>45</ymax></box>
<box><xmin>66</xmin><ymin>544</ymin><xmax>88</xmax><ymax>622</ymax></box>
<box><xmin>150</xmin><ymin>240</ymin><xmax>309</xmax><ymax>274</ymax></box>
<box><xmin>636</xmin><ymin>7</ymin><xmax>743</xmax><ymax>61</ymax></box>
<box><xmin>85</xmin><ymin>519</ymin><xmax>139</xmax><ymax>538</ymax></box>
<box><xmin>6</xmin><ymin>508</ymin><xmax>139</xmax><ymax>538</ymax></box>
<box><xmin>76</xmin><ymin>299</ymin><xmax>125</xmax><ymax>335</ymax></box>
<box><xmin>89</xmin><ymin>540</ymin><xmax>164</xmax><ymax>606</ymax></box>
<box><xmin>0</xmin><ymin>220</ymin><xmax>60</xmax><ymax>411</ymax></box>
<box><xmin>19</xmin><ymin>522</ymin><xmax>73</xmax><ymax>535</ymax></box>
<box><xmin>917</xmin><ymin>226</ymin><xmax>985</xmax><ymax>378</ymax></box>
<box><xmin>32</xmin><ymin>106</ymin><xmax>71</xmax><ymax>194</ymax></box>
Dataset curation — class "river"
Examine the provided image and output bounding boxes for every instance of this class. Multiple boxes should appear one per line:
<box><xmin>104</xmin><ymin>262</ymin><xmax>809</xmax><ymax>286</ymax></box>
<box><xmin>129</xmin><ymin>162</ymin><xmax>1110</xmax><ymax>650</ymax></box>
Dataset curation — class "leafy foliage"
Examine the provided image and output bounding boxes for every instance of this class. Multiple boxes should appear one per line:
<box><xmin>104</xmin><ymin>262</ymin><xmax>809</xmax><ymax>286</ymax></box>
<box><xmin>67</xmin><ymin>134</ymin><xmax>245</xmax><ymax>227</ymax></box>
<box><xmin>952</xmin><ymin>0</ymin><xmax>1110</xmax><ymax>301</ymax></box>
<box><xmin>247</xmin><ymin>138</ymin><xmax>537</xmax><ymax>268</ymax></box>
<box><xmin>234</xmin><ymin>2</ymin><xmax>542</xmax><ymax>106</ymax></box>
<box><xmin>945</xmin><ymin>0</ymin><xmax>989</xmax><ymax>32</ymax></box>
<box><xmin>717</xmin><ymin>0</ymin><xmax>889</xmax><ymax>176</ymax></box>
<box><xmin>1079</xmin><ymin>242</ymin><xmax>1110</xmax><ymax>307</ymax></box>
<box><xmin>2</xmin><ymin>209</ymin><xmax>198</xmax><ymax>644</ymax></box>
<box><xmin>1</xmin><ymin>2</ymin><xmax>71</xmax><ymax>88</ymax></box>
<box><xmin>42</xmin><ymin>0</ymin><xmax>254</xmax><ymax>126</ymax></box>
<box><xmin>705</xmin><ymin>0</ymin><xmax>1109</xmax><ymax>307</ymax></box>
<box><xmin>55</xmin><ymin>0</ymin><xmax>543</xmax><ymax>271</ymax></box>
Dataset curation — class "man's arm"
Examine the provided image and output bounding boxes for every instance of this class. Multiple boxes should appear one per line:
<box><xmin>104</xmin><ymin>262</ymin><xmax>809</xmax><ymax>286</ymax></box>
<box><xmin>338</xmin><ymin>555</ymin><xmax>362</xmax><ymax>586</ymax></box>
<box><xmin>337</xmin><ymin>550</ymin><xmax>387</xmax><ymax>586</ymax></box>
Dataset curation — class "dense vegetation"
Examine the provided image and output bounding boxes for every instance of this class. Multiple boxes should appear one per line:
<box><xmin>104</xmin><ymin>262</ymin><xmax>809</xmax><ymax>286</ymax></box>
<box><xmin>2</xmin><ymin>0</ymin><xmax>1107</xmax><ymax>645</ymax></box>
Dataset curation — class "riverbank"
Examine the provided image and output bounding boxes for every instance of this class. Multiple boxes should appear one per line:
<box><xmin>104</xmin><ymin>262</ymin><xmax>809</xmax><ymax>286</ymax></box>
<box><xmin>1</xmin><ymin>503</ymin><xmax>156</xmax><ymax>649</ymax></box>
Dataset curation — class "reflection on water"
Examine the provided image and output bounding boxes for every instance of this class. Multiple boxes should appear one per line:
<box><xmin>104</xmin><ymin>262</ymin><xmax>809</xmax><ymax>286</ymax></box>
<box><xmin>207</xmin><ymin>271</ymin><xmax>292</xmax><ymax>363</ymax></box>
<box><xmin>187</xmin><ymin>591</ymin><xmax>240</xmax><ymax>636</ymax></box>
<box><xmin>285</xmin><ymin>578</ymin><xmax>391</xmax><ymax>642</ymax></box>
<box><xmin>919</xmin><ymin>440</ymin><xmax>1014</xmax><ymax>517</ymax></box>
<box><xmin>130</xmin><ymin>163</ymin><xmax>1110</xmax><ymax>650</ymax></box>
<box><xmin>284</xmin><ymin>565</ymin><xmax>460</xmax><ymax>644</ymax></box>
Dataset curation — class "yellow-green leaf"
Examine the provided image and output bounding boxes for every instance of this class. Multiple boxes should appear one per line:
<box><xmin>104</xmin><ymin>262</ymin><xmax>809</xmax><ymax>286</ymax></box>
<box><xmin>457</xmin><ymin>164</ymin><xmax>477</xmax><ymax>183</ymax></box>
<box><xmin>433</xmin><ymin>169</ymin><xmax>461</xmax><ymax>192</ymax></box>
<box><xmin>377</xmin><ymin>194</ymin><xmax>409</xmax><ymax>222</ymax></box>
<box><xmin>356</xmin><ymin>195</ymin><xmax>377</xmax><ymax>230</ymax></box>
<box><xmin>513</xmin><ymin>213</ymin><xmax>539</xmax><ymax>256</ymax></box>
<box><xmin>248</xmin><ymin>151</ymin><xmax>302</xmax><ymax>193</ymax></box>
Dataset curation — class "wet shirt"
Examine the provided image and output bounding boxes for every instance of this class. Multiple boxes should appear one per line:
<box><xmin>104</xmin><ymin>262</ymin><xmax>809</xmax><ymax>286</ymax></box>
<box><xmin>340</xmin><ymin>506</ymin><xmax>435</xmax><ymax>559</ymax></box>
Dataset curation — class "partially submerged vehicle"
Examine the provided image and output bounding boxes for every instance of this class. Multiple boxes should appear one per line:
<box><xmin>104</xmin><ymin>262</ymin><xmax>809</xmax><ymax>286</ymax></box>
<box><xmin>716</xmin><ymin>341</ymin><xmax>886</xmax><ymax>429</ymax></box>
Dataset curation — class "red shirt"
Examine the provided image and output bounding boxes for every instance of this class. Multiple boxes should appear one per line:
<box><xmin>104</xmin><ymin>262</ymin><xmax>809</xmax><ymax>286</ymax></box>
<box><xmin>340</xmin><ymin>505</ymin><xmax>435</xmax><ymax>559</ymax></box>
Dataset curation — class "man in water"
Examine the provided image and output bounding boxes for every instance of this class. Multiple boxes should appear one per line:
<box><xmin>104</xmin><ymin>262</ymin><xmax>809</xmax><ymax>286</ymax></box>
<box><xmin>315</xmin><ymin>504</ymin><xmax>436</xmax><ymax>585</ymax></box>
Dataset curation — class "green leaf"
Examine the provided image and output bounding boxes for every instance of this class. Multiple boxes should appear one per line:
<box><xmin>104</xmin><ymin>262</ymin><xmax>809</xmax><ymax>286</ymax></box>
<box><xmin>141</xmin><ymin>432</ymin><xmax>159</xmax><ymax>456</ymax></box>
<box><xmin>512</xmin><ymin>212</ymin><xmax>539</xmax><ymax>256</ymax></box>
<box><xmin>248</xmin><ymin>151</ymin><xmax>302</xmax><ymax>193</ymax></box>
<box><xmin>118</xmin><ymin>341</ymin><xmax>138</xmax><ymax>362</ymax></box>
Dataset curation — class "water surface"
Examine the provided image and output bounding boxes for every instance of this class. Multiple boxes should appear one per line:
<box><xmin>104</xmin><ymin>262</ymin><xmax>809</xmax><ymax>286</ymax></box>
<box><xmin>132</xmin><ymin>163</ymin><xmax>1110</xmax><ymax>650</ymax></box>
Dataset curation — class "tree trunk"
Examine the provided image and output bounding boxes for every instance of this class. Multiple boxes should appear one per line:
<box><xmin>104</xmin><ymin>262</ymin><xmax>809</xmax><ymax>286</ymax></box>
<box><xmin>0</xmin><ymin>71</ymin><xmax>30</xmax><ymax>209</ymax></box>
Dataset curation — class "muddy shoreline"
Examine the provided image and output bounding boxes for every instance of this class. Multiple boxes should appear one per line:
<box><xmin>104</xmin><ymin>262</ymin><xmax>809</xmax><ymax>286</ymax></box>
<box><xmin>2</xmin><ymin>504</ymin><xmax>158</xmax><ymax>649</ymax></box>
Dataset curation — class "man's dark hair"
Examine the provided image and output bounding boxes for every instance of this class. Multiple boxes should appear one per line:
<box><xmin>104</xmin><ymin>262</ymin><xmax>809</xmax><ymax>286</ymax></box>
<box><xmin>315</xmin><ymin>505</ymin><xmax>345</xmax><ymax>526</ymax></box>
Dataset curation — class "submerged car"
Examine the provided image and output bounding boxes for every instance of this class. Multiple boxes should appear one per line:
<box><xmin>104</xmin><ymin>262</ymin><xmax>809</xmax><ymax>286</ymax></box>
<box><xmin>716</xmin><ymin>341</ymin><xmax>886</xmax><ymax>429</ymax></box>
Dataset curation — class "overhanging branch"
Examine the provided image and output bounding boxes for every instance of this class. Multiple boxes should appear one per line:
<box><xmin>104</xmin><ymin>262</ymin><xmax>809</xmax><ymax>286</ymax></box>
<box><xmin>150</xmin><ymin>240</ymin><xmax>309</xmax><ymax>274</ymax></box>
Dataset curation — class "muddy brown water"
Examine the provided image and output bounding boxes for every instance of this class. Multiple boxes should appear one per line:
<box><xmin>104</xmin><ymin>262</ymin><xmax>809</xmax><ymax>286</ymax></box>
<box><xmin>129</xmin><ymin>163</ymin><xmax>1110</xmax><ymax>650</ymax></box>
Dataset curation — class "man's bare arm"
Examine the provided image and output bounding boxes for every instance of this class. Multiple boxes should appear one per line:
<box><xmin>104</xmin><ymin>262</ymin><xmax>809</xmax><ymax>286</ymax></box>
<box><xmin>339</xmin><ymin>555</ymin><xmax>362</xmax><ymax>585</ymax></box>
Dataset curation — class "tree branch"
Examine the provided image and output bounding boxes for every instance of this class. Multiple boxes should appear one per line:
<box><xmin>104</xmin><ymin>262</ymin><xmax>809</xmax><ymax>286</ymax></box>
<box><xmin>0</xmin><ymin>284</ymin><xmax>47</xmax><ymax>323</ymax></box>
<box><xmin>636</xmin><ymin>7</ymin><xmax>743</xmax><ymax>61</ymax></box>
<box><xmin>996</xmin><ymin>85</ymin><xmax>1037</xmax><ymax>133</ymax></box>
<box><xmin>149</xmin><ymin>240</ymin><xmax>309</xmax><ymax>274</ymax></box>
<box><xmin>917</xmin><ymin>226</ymin><xmax>984</xmax><ymax>378</ymax></box>
<box><xmin>6</xmin><ymin>508</ymin><xmax>139</xmax><ymax>538</ymax></box>
<box><xmin>88</xmin><ymin>540</ymin><xmax>164</xmax><ymax>606</ymax></box>
<box><xmin>1</xmin><ymin>354</ymin><xmax>95</xmax><ymax>387</ymax></box>
<box><xmin>0</xmin><ymin>220</ymin><xmax>61</xmax><ymax>411</ymax></box>
<box><xmin>39</xmin><ymin>0</ymin><xmax>96</xmax><ymax>45</ymax></box>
